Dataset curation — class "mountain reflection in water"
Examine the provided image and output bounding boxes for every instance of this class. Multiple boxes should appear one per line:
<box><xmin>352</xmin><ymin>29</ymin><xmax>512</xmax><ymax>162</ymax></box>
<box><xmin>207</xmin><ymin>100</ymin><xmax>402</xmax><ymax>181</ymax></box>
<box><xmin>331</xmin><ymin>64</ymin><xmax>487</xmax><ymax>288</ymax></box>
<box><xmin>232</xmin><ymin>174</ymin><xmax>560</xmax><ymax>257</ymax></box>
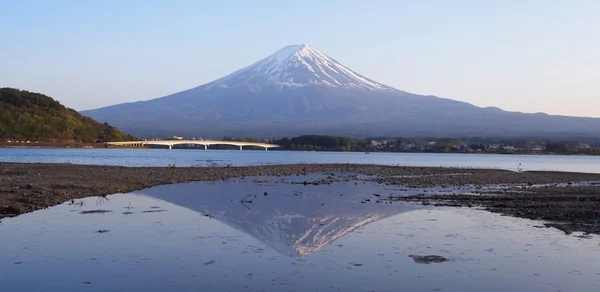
<box><xmin>136</xmin><ymin>174</ymin><xmax>419</xmax><ymax>257</ymax></box>
<box><xmin>3</xmin><ymin>174</ymin><xmax>600</xmax><ymax>292</ymax></box>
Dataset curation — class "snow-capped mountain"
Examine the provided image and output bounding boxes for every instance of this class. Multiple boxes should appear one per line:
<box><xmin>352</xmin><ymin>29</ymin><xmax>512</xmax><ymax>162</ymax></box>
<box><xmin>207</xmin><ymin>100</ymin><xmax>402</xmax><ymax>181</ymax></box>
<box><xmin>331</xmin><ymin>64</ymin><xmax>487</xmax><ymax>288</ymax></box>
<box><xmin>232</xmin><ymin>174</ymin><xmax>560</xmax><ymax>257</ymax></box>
<box><xmin>203</xmin><ymin>44</ymin><xmax>392</xmax><ymax>91</ymax></box>
<box><xmin>137</xmin><ymin>177</ymin><xmax>418</xmax><ymax>257</ymax></box>
<box><xmin>82</xmin><ymin>45</ymin><xmax>600</xmax><ymax>138</ymax></box>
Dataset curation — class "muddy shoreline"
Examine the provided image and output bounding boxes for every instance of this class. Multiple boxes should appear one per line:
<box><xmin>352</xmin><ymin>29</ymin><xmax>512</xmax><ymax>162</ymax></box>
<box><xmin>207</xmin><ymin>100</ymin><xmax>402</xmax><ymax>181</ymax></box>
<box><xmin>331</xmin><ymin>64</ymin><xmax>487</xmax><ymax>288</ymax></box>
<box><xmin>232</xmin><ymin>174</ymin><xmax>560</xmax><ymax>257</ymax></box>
<box><xmin>1</xmin><ymin>162</ymin><xmax>600</xmax><ymax>234</ymax></box>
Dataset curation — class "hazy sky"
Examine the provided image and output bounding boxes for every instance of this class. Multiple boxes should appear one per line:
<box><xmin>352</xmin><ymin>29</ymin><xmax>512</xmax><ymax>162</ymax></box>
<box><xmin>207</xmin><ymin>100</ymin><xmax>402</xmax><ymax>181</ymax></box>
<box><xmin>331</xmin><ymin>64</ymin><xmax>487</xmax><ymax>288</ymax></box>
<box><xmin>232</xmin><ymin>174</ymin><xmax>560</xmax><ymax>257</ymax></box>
<box><xmin>1</xmin><ymin>0</ymin><xmax>599</xmax><ymax>117</ymax></box>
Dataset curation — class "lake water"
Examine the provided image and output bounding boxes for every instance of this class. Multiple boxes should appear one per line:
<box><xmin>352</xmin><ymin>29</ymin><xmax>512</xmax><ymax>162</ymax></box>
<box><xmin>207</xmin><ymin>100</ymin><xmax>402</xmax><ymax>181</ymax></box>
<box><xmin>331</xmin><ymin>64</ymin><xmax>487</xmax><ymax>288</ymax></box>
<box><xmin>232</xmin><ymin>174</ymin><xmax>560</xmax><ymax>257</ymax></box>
<box><xmin>1</xmin><ymin>175</ymin><xmax>599</xmax><ymax>292</ymax></box>
<box><xmin>1</xmin><ymin>148</ymin><xmax>600</xmax><ymax>173</ymax></box>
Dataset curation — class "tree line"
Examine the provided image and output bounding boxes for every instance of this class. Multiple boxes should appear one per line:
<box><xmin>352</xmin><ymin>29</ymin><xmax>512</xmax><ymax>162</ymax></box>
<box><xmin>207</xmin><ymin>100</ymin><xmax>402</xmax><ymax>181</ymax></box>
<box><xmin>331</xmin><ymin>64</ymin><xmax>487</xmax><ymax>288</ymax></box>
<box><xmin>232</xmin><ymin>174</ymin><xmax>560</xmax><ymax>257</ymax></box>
<box><xmin>219</xmin><ymin>135</ymin><xmax>600</xmax><ymax>155</ymax></box>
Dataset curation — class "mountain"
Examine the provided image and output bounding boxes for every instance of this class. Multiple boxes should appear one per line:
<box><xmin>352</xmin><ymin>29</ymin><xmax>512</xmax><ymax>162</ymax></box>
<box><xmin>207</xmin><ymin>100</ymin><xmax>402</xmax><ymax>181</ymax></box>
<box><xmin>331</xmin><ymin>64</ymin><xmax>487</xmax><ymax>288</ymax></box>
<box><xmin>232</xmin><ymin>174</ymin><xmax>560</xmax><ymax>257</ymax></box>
<box><xmin>137</xmin><ymin>177</ymin><xmax>418</xmax><ymax>257</ymax></box>
<box><xmin>82</xmin><ymin>45</ymin><xmax>600</xmax><ymax>139</ymax></box>
<box><xmin>0</xmin><ymin>88</ymin><xmax>133</xmax><ymax>142</ymax></box>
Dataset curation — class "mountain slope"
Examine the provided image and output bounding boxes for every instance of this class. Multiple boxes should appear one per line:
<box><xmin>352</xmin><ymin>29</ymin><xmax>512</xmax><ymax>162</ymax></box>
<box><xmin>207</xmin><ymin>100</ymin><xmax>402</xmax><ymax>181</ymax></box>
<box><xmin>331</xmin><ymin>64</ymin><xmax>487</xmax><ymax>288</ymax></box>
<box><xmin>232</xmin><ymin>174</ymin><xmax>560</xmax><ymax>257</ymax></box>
<box><xmin>138</xmin><ymin>178</ymin><xmax>418</xmax><ymax>257</ymax></box>
<box><xmin>82</xmin><ymin>45</ymin><xmax>600</xmax><ymax>139</ymax></box>
<box><xmin>0</xmin><ymin>88</ymin><xmax>133</xmax><ymax>142</ymax></box>
<box><xmin>203</xmin><ymin>44</ymin><xmax>392</xmax><ymax>91</ymax></box>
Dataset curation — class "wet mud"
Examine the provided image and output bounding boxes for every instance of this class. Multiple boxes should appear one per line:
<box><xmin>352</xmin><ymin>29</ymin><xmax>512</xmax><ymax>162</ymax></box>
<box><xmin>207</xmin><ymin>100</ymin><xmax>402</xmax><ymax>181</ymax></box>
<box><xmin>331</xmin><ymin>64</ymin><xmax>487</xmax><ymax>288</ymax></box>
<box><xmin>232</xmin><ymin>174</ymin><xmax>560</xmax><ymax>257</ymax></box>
<box><xmin>1</xmin><ymin>162</ymin><xmax>600</xmax><ymax>234</ymax></box>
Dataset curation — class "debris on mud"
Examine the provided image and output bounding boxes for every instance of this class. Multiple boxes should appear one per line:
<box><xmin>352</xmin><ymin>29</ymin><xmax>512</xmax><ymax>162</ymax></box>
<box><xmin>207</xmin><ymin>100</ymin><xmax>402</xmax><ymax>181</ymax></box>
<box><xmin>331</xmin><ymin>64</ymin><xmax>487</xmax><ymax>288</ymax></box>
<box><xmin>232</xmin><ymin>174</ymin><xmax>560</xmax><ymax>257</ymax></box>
<box><xmin>408</xmin><ymin>255</ymin><xmax>449</xmax><ymax>264</ymax></box>
<box><xmin>142</xmin><ymin>209</ymin><xmax>166</xmax><ymax>213</ymax></box>
<box><xmin>80</xmin><ymin>210</ymin><xmax>112</xmax><ymax>214</ymax></box>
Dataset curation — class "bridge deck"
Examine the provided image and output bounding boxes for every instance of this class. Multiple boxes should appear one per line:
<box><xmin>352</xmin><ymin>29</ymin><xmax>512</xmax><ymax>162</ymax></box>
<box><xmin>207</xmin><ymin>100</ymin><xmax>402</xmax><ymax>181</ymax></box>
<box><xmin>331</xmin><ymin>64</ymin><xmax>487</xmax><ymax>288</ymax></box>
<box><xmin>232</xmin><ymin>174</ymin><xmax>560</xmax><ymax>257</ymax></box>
<box><xmin>105</xmin><ymin>140</ymin><xmax>280</xmax><ymax>150</ymax></box>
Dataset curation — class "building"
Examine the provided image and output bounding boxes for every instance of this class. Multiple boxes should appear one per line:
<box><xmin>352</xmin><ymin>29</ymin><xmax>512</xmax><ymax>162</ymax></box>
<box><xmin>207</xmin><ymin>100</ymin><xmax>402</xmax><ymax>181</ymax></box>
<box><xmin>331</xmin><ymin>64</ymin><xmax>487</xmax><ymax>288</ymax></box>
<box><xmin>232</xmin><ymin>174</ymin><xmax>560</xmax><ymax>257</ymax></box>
<box><xmin>528</xmin><ymin>145</ymin><xmax>545</xmax><ymax>153</ymax></box>
<box><xmin>501</xmin><ymin>145</ymin><xmax>515</xmax><ymax>151</ymax></box>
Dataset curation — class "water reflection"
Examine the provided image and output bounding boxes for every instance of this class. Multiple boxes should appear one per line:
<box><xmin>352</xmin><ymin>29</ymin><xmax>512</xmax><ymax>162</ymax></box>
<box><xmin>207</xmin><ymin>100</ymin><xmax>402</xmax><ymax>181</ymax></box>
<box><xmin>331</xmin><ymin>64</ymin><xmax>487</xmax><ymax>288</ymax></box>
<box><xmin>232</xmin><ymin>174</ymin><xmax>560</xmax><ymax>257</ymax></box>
<box><xmin>136</xmin><ymin>175</ymin><xmax>418</xmax><ymax>257</ymax></box>
<box><xmin>2</xmin><ymin>175</ymin><xmax>600</xmax><ymax>292</ymax></box>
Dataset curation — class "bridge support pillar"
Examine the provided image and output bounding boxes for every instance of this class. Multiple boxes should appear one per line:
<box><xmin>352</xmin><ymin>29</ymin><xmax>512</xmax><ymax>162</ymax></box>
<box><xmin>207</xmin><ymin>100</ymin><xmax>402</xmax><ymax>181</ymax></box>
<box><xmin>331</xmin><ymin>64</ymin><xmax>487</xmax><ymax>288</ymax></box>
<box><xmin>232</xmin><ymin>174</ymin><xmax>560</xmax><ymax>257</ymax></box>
<box><xmin>239</xmin><ymin>146</ymin><xmax>243</xmax><ymax>151</ymax></box>
<box><xmin>264</xmin><ymin>147</ymin><xmax>268</xmax><ymax>151</ymax></box>
<box><xmin>168</xmin><ymin>145</ymin><xmax>172</xmax><ymax>150</ymax></box>
<box><xmin>204</xmin><ymin>145</ymin><xmax>207</xmax><ymax>150</ymax></box>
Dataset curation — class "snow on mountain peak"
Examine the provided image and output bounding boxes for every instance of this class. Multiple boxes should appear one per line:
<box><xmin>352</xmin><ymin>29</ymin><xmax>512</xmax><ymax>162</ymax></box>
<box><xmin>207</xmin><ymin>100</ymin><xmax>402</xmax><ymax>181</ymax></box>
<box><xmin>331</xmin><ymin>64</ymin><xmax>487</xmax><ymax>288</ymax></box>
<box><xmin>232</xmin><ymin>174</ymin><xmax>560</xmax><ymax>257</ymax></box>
<box><xmin>204</xmin><ymin>44</ymin><xmax>392</xmax><ymax>91</ymax></box>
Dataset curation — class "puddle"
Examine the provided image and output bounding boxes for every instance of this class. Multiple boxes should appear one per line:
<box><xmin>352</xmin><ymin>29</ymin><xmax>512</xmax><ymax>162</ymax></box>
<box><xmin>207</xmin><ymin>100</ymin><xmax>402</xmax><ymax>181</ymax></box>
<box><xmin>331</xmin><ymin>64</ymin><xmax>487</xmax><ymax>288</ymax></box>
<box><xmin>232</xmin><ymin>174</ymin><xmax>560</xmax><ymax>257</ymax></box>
<box><xmin>1</xmin><ymin>175</ymin><xmax>599</xmax><ymax>291</ymax></box>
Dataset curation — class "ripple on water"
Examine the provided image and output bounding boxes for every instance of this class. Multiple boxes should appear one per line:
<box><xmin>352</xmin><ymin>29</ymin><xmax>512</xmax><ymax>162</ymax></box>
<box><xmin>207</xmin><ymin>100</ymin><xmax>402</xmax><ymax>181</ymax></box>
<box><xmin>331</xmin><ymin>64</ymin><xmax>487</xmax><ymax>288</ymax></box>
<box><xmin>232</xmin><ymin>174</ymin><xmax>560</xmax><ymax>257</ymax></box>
<box><xmin>1</xmin><ymin>174</ymin><xmax>599</xmax><ymax>291</ymax></box>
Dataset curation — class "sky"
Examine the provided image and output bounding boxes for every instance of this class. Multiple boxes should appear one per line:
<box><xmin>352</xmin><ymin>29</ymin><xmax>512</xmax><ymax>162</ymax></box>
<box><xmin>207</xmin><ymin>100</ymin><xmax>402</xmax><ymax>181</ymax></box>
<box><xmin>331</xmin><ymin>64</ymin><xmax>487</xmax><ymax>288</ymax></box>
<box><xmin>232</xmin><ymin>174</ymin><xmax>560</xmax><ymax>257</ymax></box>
<box><xmin>1</xmin><ymin>0</ymin><xmax>599</xmax><ymax>117</ymax></box>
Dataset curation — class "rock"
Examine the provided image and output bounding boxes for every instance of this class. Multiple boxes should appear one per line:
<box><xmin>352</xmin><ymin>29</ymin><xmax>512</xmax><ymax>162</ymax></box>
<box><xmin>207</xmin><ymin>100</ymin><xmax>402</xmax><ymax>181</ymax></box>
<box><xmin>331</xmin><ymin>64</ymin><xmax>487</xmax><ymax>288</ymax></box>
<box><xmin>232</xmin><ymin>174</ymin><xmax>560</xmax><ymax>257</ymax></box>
<box><xmin>4</xmin><ymin>204</ymin><xmax>23</xmax><ymax>215</ymax></box>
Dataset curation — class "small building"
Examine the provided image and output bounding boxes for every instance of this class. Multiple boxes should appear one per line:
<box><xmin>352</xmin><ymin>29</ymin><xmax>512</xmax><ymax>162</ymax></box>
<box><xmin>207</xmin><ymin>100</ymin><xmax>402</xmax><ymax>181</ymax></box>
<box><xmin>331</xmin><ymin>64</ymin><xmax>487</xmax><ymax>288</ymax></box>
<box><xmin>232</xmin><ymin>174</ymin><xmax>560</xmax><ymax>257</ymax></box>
<box><xmin>173</xmin><ymin>136</ymin><xmax>183</xmax><ymax>140</ymax></box>
<box><xmin>488</xmin><ymin>144</ymin><xmax>500</xmax><ymax>150</ymax></box>
<box><xmin>528</xmin><ymin>146</ymin><xmax>544</xmax><ymax>153</ymax></box>
<box><xmin>501</xmin><ymin>145</ymin><xmax>515</xmax><ymax>151</ymax></box>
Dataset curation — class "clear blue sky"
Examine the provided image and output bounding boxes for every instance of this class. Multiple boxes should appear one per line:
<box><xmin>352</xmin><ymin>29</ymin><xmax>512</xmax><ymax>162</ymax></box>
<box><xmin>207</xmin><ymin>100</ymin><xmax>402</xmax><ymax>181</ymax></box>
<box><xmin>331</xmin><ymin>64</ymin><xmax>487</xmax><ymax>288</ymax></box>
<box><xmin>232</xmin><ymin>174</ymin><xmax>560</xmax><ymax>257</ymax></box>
<box><xmin>1</xmin><ymin>0</ymin><xmax>599</xmax><ymax>117</ymax></box>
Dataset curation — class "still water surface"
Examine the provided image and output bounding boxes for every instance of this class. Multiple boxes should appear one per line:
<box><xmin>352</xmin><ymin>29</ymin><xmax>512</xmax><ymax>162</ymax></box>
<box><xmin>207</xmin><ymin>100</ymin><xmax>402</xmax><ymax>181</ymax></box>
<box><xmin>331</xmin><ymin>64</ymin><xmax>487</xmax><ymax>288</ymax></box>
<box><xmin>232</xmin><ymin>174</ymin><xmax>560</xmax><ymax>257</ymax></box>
<box><xmin>1</xmin><ymin>148</ymin><xmax>600</xmax><ymax>173</ymax></box>
<box><xmin>1</xmin><ymin>175</ymin><xmax>599</xmax><ymax>291</ymax></box>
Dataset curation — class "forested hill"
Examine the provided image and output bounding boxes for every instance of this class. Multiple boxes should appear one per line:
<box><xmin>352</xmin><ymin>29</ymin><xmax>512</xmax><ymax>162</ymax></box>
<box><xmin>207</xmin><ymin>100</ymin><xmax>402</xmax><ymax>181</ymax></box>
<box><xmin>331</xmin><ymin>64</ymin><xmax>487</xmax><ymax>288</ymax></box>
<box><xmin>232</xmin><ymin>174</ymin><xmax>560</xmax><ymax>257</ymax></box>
<box><xmin>0</xmin><ymin>88</ymin><xmax>134</xmax><ymax>142</ymax></box>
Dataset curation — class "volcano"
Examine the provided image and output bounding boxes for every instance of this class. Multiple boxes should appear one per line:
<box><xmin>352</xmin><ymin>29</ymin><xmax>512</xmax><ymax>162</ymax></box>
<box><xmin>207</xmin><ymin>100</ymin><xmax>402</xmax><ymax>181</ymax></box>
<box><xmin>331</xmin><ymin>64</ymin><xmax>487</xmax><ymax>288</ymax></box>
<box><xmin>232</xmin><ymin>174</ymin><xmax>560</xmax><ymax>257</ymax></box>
<box><xmin>135</xmin><ymin>177</ymin><xmax>418</xmax><ymax>257</ymax></box>
<box><xmin>82</xmin><ymin>45</ymin><xmax>600</xmax><ymax>139</ymax></box>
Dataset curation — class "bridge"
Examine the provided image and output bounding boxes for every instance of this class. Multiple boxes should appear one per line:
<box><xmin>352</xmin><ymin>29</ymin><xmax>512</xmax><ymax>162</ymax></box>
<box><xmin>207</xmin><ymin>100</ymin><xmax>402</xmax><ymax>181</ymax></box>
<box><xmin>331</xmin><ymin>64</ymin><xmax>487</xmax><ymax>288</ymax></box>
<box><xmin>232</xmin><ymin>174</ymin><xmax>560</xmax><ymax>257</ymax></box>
<box><xmin>104</xmin><ymin>140</ymin><xmax>280</xmax><ymax>151</ymax></box>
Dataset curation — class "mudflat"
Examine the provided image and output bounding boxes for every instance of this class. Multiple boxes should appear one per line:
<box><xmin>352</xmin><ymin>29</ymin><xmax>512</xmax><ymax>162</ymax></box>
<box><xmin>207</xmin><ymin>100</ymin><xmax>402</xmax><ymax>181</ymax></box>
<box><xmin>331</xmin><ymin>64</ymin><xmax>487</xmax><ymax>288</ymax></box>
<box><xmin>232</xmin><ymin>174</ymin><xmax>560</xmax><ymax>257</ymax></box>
<box><xmin>1</xmin><ymin>162</ymin><xmax>599</xmax><ymax>234</ymax></box>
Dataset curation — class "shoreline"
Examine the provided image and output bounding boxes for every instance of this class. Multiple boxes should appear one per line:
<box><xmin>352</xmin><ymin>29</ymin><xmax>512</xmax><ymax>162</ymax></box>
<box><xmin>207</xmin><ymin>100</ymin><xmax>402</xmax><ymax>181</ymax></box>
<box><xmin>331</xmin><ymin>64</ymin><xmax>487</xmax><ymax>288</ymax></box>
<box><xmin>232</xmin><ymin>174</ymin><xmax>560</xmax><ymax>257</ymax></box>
<box><xmin>1</xmin><ymin>146</ymin><xmax>600</xmax><ymax>156</ymax></box>
<box><xmin>1</xmin><ymin>162</ymin><xmax>600</xmax><ymax>234</ymax></box>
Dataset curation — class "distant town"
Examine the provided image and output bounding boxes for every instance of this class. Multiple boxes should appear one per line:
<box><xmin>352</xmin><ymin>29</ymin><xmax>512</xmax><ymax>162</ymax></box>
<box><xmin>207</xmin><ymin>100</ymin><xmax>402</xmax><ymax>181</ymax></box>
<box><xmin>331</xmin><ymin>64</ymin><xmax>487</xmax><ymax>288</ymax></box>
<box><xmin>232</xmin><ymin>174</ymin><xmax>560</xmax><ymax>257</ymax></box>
<box><xmin>355</xmin><ymin>138</ymin><xmax>597</xmax><ymax>155</ymax></box>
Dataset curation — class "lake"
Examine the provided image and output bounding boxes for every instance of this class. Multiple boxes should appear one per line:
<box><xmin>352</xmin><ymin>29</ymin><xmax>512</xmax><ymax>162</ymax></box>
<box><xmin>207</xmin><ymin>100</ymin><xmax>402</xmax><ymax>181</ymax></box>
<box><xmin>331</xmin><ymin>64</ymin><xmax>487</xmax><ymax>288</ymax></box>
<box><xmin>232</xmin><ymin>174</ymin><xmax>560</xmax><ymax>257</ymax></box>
<box><xmin>2</xmin><ymin>174</ymin><xmax>599</xmax><ymax>291</ymax></box>
<box><xmin>1</xmin><ymin>148</ymin><xmax>600</xmax><ymax>173</ymax></box>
